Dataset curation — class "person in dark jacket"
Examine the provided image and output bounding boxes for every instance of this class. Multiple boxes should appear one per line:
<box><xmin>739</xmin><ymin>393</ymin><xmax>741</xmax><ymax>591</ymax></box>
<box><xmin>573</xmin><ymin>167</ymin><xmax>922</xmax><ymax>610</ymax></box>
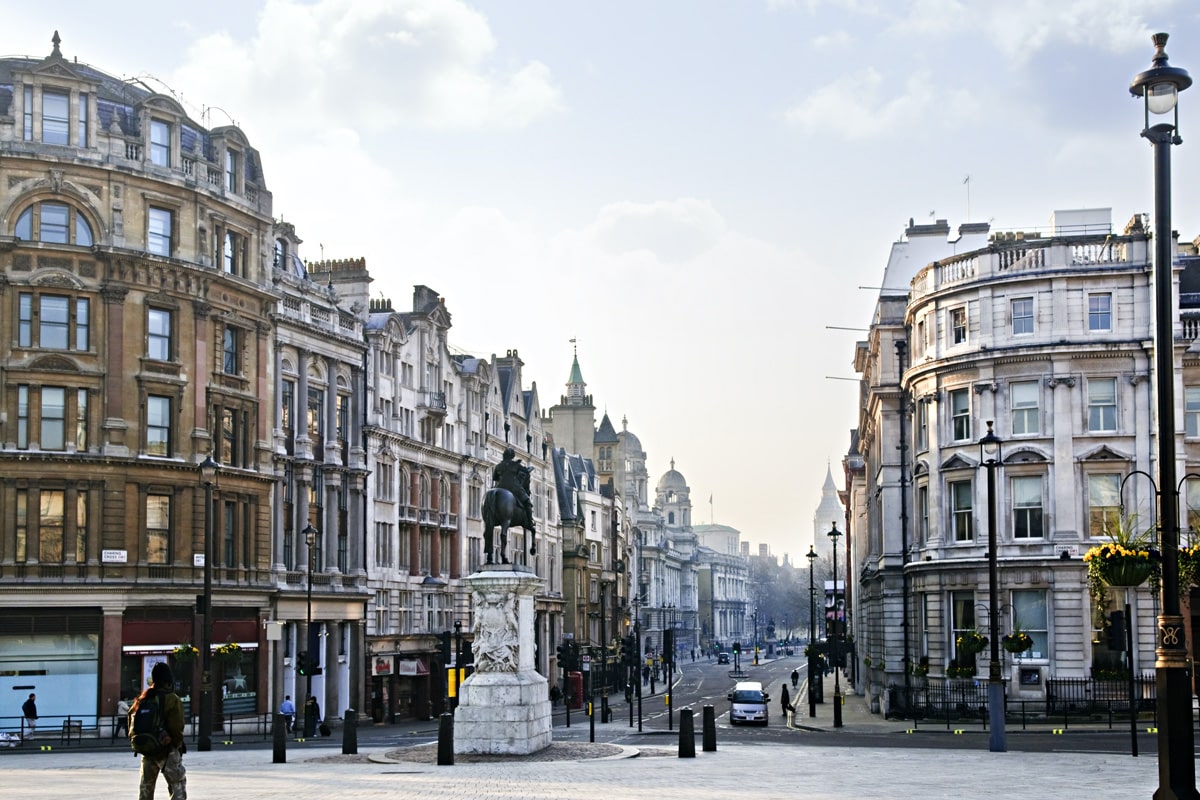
<box><xmin>780</xmin><ymin>683</ymin><xmax>795</xmax><ymax>726</ymax></box>
<box><xmin>21</xmin><ymin>693</ymin><xmax>38</xmax><ymax>736</ymax></box>
<box><xmin>304</xmin><ymin>694</ymin><xmax>321</xmax><ymax>737</ymax></box>
<box><xmin>136</xmin><ymin>662</ymin><xmax>186</xmax><ymax>800</ymax></box>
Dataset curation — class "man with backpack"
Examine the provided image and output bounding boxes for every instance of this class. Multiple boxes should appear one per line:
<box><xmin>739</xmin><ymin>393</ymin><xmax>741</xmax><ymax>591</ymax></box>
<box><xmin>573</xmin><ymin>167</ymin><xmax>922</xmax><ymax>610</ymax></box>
<box><xmin>130</xmin><ymin>661</ymin><xmax>186</xmax><ymax>800</ymax></box>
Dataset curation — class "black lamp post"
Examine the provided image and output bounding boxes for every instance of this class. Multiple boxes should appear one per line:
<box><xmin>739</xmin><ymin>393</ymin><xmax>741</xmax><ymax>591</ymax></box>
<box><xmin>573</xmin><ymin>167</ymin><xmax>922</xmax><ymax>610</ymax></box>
<box><xmin>600</xmin><ymin>579</ymin><xmax>611</xmax><ymax>722</ymax></box>
<box><xmin>1130</xmin><ymin>32</ymin><xmax>1197</xmax><ymax>800</ymax></box>
<box><xmin>806</xmin><ymin>545</ymin><xmax>818</xmax><ymax>717</ymax></box>
<box><xmin>979</xmin><ymin>420</ymin><xmax>1005</xmax><ymax>753</ymax></box>
<box><xmin>304</xmin><ymin>523</ymin><xmax>318</xmax><ymax>705</ymax></box>
<box><xmin>197</xmin><ymin>455</ymin><xmax>218</xmax><ymax>752</ymax></box>
<box><xmin>827</xmin><ymin>521</ymin><xmax>843</xmax><ymax>728</ymax></box>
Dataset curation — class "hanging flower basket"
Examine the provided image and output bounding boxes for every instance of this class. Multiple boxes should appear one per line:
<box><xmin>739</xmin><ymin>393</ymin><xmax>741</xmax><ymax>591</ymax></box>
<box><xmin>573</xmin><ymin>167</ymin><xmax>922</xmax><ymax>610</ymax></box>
<box><xmin>1084</xmin><ymin>542</ymin><xmax>1154</xmax><ymax>589</ymax></box>
<box><xmin>946</xmin><ymin>663</ymin><xmax>975</xmax><ymax>680</ymax></box>
<box><xmin>214</xmin><ymin>642</ymin><xmax>243</xmax><ymax>668</ymax></box>
<box><xmin>956</xmin><ymin>630</ymin><xmax>987</xmax><ymax>655</ymax></box>
<box><xmin>1180</xmin><ymin>545</ymin><xmax>1200</xmax><ymax>589</ymax></box>
<box><xmin>1001</xmin><ymin>631</ymin><xmax>1033</xmax><ymax>654</ymax></box>
<box><xmin>172</xmin><ymin>644</ymin><xmax>199</xmax><ymax>663</ymax></box>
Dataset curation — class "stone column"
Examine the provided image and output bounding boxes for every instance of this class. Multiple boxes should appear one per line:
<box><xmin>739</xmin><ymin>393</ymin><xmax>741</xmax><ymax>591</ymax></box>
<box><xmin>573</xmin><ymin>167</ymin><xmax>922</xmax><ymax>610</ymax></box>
<box><xmin>454</xmin><ymin>568</ymin><xmax>550</xmax><ymax>755</ymax></box>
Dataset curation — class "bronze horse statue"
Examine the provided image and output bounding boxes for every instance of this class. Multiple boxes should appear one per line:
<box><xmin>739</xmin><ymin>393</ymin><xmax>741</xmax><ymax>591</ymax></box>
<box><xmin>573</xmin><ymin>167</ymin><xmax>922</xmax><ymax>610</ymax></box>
<box><xmin>482</xmin><ymin>487</ymin><xmax>536</xmax><ymax>565</ymax></box>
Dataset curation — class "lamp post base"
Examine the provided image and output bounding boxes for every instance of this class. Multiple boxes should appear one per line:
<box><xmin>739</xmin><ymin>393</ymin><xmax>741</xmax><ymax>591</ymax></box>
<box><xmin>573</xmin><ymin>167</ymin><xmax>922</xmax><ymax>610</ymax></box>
<box><xmin>988</xmin><ymin>678</ymin><xmax>1006</xmax><ymax>753</ymax></box>
<box><xmin>832</xmin><ymin>687</ymin><xmax>843</xmax><ymax>728</ymax></box>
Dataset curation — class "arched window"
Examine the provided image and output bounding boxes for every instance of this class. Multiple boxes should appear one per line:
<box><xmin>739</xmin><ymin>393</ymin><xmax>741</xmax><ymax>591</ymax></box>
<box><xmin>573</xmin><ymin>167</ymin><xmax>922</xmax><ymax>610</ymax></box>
<box><xmin>15</xmin><ymin>201</ymin><xmax>94</xmax><ymax>246</ymax></box>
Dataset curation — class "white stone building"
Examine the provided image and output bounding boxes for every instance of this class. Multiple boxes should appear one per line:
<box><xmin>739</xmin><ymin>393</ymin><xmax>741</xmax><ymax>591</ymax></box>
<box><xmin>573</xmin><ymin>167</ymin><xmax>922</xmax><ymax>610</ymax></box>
<box><xmin>851</xmin><ymin>210</ymin><xmax>1200</xmax><ymax>713</ymax></box>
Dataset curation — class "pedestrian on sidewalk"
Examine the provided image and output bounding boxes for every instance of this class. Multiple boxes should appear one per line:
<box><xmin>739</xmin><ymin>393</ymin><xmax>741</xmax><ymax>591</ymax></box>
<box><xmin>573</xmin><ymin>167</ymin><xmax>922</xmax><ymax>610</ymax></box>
<box><xmin>134</xmin><ymin>662</ymin><xmax>186</xmax><ymax>800</ymax></box>
<box><xmin>21</xmin><ymin>693</ymin><xmax>38</xmax><ymax>737</ymax></box>
<box><xmin>780</xmin><ymin>683</ymin><xmax>795</xmax><ymax>727</ymax></box>
<box><xmin>790</xmin><ymin>669</ymin><xmax>799</xmax><ymax>691</ymax></box>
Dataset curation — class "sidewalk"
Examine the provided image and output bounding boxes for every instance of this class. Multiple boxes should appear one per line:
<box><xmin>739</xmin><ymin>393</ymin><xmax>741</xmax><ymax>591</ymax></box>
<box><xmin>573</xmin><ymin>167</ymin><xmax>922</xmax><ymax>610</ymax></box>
<box><xmin>790</xmin><ymin>669</ymin><xmax>908</xmax><ymax>733</ymax></box>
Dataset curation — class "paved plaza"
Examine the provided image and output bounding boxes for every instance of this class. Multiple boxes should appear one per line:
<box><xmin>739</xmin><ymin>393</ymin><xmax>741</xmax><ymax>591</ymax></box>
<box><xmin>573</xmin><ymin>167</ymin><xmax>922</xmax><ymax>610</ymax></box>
<box><xmin>0</xmin><ymin>737</ymin><xmax>1161</xmax><ymax>800</ymax></box>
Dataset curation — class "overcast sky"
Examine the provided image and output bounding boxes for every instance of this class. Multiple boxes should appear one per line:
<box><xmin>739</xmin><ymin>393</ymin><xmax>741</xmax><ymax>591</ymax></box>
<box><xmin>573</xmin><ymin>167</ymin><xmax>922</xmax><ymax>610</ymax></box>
<box><xmin>6</xmin><ymin>1</ymin><xmax>1199</xmax><ymax>559</ymax></box>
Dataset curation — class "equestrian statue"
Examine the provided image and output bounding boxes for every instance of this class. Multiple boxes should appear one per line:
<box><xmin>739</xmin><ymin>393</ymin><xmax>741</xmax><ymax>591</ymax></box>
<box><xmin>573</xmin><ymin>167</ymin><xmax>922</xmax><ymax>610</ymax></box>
<box><xmin>483</xmin><ymin>446</ymin><xmax>537</xmax><ymax>565</ymax></box>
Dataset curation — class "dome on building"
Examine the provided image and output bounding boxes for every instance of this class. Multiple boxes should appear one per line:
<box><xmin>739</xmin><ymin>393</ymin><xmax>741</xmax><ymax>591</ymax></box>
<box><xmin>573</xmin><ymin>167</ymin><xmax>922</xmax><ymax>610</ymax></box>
<box><xmin>619</xmin><ymin>415</ymin><xmax>643</xmax><ymax>452</ymax></box>
<box><xmin>656</xmin><ymin>458</ymin><xmax>688</xmax><ymax>492</ymax></box>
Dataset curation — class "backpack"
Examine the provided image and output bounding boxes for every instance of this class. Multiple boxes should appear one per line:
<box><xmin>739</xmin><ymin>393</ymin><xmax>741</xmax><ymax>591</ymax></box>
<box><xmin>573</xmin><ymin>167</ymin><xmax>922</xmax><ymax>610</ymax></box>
<box><xmin>129</xmin><ymin>691</ymin><xmax>170</xmax><ymax>757</ymax></box>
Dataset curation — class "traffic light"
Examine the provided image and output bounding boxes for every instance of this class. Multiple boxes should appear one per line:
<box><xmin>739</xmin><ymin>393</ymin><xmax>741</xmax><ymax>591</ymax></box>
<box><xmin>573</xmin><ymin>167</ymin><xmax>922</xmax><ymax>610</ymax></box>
<box><xmin>440</xmin><ymin>630</ymin><xmax>452</xmax><ymax>666</ymax></box>
<box><xmin>557</xmin><ymin>641</ymin><xmax>570</xmax><ymax>670</ymax></box>
<box><xmin>732</xmin><ymin>641</ymin><xmax>741</xmax><ymax>654</ymax></box>
<box><xmin>297</xmin><ymin>651</ymin><xmax>308</xmax><ymax>675</ymax></box>
<box><xmin>1106</xmin><ymin>610</ymin><xmax>1127</xmax><ymax>651</ymax></box>
<box><xmin>663</xmin><ymin>629</ymin><xmax>674</xmax><ymax>661</ymax></box>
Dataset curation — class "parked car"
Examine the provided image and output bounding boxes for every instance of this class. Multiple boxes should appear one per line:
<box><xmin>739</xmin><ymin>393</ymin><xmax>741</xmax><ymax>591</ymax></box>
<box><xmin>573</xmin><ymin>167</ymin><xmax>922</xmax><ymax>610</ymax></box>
<box><xmin>717</xmin><ymin>652</ymin><xmax>730</xmax><ymax>664</ymax></box>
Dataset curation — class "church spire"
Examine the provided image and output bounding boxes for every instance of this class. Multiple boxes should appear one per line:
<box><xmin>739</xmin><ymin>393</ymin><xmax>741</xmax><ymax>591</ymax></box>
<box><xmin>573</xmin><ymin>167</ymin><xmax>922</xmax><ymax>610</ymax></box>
<box><xmin>566</xmin><ymin>338</ymin><xmax>587</xmax><ymax>405</ymax></box>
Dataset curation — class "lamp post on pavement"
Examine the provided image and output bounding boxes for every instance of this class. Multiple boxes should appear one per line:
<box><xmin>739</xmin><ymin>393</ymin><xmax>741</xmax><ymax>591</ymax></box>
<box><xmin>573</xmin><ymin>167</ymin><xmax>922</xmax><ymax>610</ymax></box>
<box><xmin>1130</xmin><ymin>32</ymin><xmax>1197</xmax><ymax>799</ymax></box>
<box><xmin>806</xmin><ymin>545</ymin><xmax>818</xmax><ymax>717</ymax></box>
<box><xmin>304</xmin><ymin>524</ymin><xmax>318</xmax><ymax>706</ymax></box>
<box><xmin>979</xmin><ymin>421</ymin><xmax>1006</xmax><ymax>753</ymax></box>
<box><xmin>197</xmin><ymin>455</ymin><xmax>218</xmax><ymax>752</ymax></box>
<box><xmin>827</xmin><ymin>522</ymin><xmax>843</xmax><ymax>728</ymax></box>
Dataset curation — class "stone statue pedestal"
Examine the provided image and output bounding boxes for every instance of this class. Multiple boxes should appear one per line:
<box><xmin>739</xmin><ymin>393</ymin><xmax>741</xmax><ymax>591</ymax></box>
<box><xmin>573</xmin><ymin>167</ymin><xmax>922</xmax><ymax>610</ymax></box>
<box><xmin>454</xmin><ymin>568</ymin><xmax>551</xmax><ymax>755</ymax></box>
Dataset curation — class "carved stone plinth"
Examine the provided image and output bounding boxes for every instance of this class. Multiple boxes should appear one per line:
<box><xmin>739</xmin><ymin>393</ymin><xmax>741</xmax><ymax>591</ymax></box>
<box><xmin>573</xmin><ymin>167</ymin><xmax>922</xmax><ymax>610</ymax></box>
<box><xmin>454</xmin><ymin>568</ymin><xmax>551</xmax><ymax>755</ymax></box>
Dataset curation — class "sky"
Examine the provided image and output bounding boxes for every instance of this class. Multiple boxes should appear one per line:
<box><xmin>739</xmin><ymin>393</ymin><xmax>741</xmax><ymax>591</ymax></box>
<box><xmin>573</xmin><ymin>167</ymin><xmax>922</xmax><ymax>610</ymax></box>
<box><xmin>6</xmin><ymin>0</ymin><xmax>1200</xmax><ymax>560</ymax></box>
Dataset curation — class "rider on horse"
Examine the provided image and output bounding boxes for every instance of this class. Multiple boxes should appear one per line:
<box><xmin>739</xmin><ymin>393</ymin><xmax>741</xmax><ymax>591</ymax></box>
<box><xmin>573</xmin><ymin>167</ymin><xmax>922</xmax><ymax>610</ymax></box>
<box><xmin>492</xmin><ymin>446</ymin><xmax>534</xmax><ymax>532</ymax></box>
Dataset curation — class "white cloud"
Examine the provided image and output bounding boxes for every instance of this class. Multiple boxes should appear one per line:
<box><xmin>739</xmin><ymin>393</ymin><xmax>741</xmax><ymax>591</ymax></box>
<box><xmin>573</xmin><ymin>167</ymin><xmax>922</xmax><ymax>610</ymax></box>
<box><xmin>169</xmin><ymin>0</ymin><xmax>562</xmax><ymax>132</ymax></box>
<box><xmin>783</xmin><ymin>67</ymin><xmax>979</xmax><ymax>140</ymax></box>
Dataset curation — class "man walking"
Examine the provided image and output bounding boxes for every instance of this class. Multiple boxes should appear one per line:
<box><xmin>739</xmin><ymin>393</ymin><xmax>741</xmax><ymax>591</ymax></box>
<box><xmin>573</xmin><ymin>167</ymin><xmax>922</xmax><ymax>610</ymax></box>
<box><xmin>279</xmin><ymin>695</ymin><xmax>296</xmax><ymax>734</ymax></box>
<box><xmin>135</xmin><ymin>662</ymin><xmax>186</xmax><ymax>800</ymax></box>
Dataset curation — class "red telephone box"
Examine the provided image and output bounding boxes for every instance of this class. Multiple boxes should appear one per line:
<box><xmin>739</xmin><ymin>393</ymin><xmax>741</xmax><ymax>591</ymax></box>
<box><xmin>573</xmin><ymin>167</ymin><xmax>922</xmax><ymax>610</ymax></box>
<box><xmin>567</xmin><ymin>671</ymin><xmax>583</xmax><ymax>709</ymax></box>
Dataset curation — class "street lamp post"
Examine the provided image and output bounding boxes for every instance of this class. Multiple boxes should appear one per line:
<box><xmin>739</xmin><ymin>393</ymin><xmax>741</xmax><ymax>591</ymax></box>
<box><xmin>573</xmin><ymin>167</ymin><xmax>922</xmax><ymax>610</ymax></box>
<box><xmin>600</xmin><ymin>580</ymin><xmax>611</xmax><ymax>723</ymax></box>
<box><xmin>806</xmin><ymin>545</ymin><xmax>818</xmax><ymax>717</ymax></box>
<box><xmin>304</xmin><ymin>524</ymin><xmax>318</xmax><ymax>709</ymax></box>
<box><xmin>1130</xmin><ymin>33</ymin><xmax>1197</xmax><ymax>800</ymax></box>
<box><xmin>979</xmin><ymin>421</ymin><xmax>1006</xmax><ymax>753</ymax></box>
<box><xmin>197</xmin><ymin>455</ymin><xmax>218</xmax><ymax>752</ymax></box>
<box><xmin>827</xmin><ymin>522</ymin><xmax>843</xmax><ymax>728</ymax></box>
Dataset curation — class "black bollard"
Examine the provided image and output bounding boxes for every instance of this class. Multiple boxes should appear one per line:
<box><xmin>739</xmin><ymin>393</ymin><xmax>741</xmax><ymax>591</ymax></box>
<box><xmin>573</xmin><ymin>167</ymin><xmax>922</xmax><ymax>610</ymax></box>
<box><xmin>702</xmin><ymin>704</ymin><xmax>716</xmax><ymax>752</ymax></box>
<box><xmin>272</xmin><ymin>713</ymin><xmax>287</xmax><ymax>764</ymax></box>
<box><xmin>678</xmin><ymin>709</ymin><xmax>695</xmax><ymax>757</ymax></box>
<box><xmin>341</xmin><ymin>708</ymin><xmax>357</xmax><ymax>755</ymax></box>
<box><xmin>436</xmin><ymin>712</ymin><xmax>454</xmax><ymax>766</ymax></box>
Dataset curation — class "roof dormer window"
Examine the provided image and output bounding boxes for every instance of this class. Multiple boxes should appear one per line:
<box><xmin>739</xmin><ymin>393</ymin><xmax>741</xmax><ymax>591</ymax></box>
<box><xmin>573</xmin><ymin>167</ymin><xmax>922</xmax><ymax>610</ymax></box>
<box><xmin>149</xmin><ymin>119</ymin><xmax>171</xmax><ymax>167</ymax></box>
<box><xmin>42</xmin><ymin>89</ymin><xmax>69</xmax><ymax>145</ymax></box>
<box><xmin>225</xmin><ymin>148</ymin><xmax>240</xmax><ymax>193</ymax></box>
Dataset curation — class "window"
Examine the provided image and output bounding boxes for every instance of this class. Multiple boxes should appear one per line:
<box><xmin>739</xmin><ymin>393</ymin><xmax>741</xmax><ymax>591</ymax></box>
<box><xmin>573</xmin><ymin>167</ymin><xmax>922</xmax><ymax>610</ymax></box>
<box><xmin>147</xmin><ymin>308</ymin><xmax>173</xmax><ymax>361</ymax></box>
<box><xmin>42</xmin><ymin>89</ymin><xmax>69</xmax><ymax>145</ymax></box>
<box><xmin>375</xmin><ymin>461</ymin><xmax>394</xmax><ymax>501</ymax></box>
<box><xmin>78</xmin><ymin>93</ymin><xmax>88</xmax><ymax>148</ymax></box>
<box><xmin>1012</xmin><ymin>475</ymin><xmax>1044</xmax><ymax>539</ymax></box>
<box><xmin>375</xmin><ymin>522</ymin><xmax>394</xmax><ymax>568</ymax></box>
<box><xmin>1087</xmin><ymin>378</ymin><xmax>1117</xmax><ymax>432</ymax></box>
<box><xmin>1012</xmin><ymin>298</ymin><xmax>1034</xmax><ymax>335</ymax></box>
<box><xmin>950</xmin><ymin>479</ymin><xmax>973</xmax><ymax>541</ymax></box>
<box><xmin>916</xmin><ymin>399</ymin><xmax>929</xmax><ymax>451</ymax></box>
<box><xmin>1186</xmin><ymin>477</ymin><xmax>1200</xmax><ymax>534</ymax></box>
<box><xmin>22</xmin><ymin>294</ymin><xmax>91</xmax><ymax>352</ymax></box>
<box><xmin>22</xmin><ymin>85</ymin><xmax>32</xmax><ymax>141</ymax></box>
<box><xmin>75</xmin><ymin>492</ymin><xmax>88</xmax><ymax>564</ymax></box>
<box><xmin>1011</xmin><ymin>590</ymin><xmax>1048</xmax><ymax>659</ymax></box>
<box><xmin>225</xmin><ymin>148</ymin><xmax>240</xmax><ymax>192</ymax></box>
<box><xmin>950</xmin><ymin>307</ymin><xmax>967</xmax><ymax>344</ymax></box>
<box><xmin>146</xmin><ymin>494</ymin><xmax>171</xmax><ymax>564</ymax></box>
<box><xmin>149</xmin><ymin>120</ymin><xmax>170</xmax><ymax>167</ymax></box>
<box><xmin>146</xmin><ymin>395</ymin><xmax>172</xmax><ymax>457</ymax></box>
<box><xmin>1187</xmin><ymin>387</ymin><xmax>1200</xmax><ymax>437</ymax></box>
<box><xmin>40</xmin><ymin>295</ymin><xmax>69</xmax><ymax>349</ymax></box>
<box><xmin>223</xmin><ymin>326</ymin><xmax>240</xmax><ymax>375</ymax></box>
<box><xmin>15</xmin><ymin>202</ymin><xmax>94</xmax><ymax>246</ymax></box>
<box><xmin>1087</xmin><ymin>474</ymin><xmax>1120</xmax><ymax>538</ymax></box>
<box><xmin>951</xmin><ymin>591</ymin><xmax>978</xmax><ymax>666</ymax></box>
<box><xmin>1011</xmin><ymin>381</ymin><xmax>1040</xmax><ymax>436</ymax></box>
<box><xmin>916</xmin><ymin>484</ymin><xmax>929</xmax><ymax>544</ymax></box>
<box><xmin>41</xmin><ymin>387</ymin><xmax>65</xmax><ymax>450</ymax></box>
<box><xmin>17</xmin><ymin>386</ymin><xmax>28</xmax><ymax>449</ymax></box>
<box><xmin>1088</xmin><ymin>293</ymin><xmax>1112</xmax><ymax>331</ymax></box>
<box><xmin>147</xmin><ymin>207</ymin><xmax>173</xmax><ymax>256</ymax></box>
<box><xmin>75</xmin><ymin>389</ymin><xmax>88</xmax><ymax>451</ymax></box>
<box><xmin>950</xmin><ymin>388</ymin><xmax>970</xmax><ymax>441</ymax></box>
<box><xmin>39</xmin><ymin>490</ymin><xmax>65</xmax><ymax>563</ymax></box>
<box><xmin>222</xmin><ymin>230</ymin><xmax>246</xmax><ymax>276</ymax></box>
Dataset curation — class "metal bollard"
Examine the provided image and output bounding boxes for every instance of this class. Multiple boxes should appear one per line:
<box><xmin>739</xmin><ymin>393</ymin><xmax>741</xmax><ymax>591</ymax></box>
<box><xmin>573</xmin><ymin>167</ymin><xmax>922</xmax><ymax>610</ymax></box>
<box><xmin>678</xmin><ymin>709</ymin><xmax>695</xmax><ymax>758</ymax></box>
<box><xmin>436</xmin><ymin>712</ymin><xmax>454</xmax><ymax>766</ymax></box>
<box><xmin>702</xmin><ymin>705</ymin><xmax>716</xmax><ymax>751</ymax></box>
<box><xmin>272</xmin><ymin>713</ymin><xmax>287</xmax><ymax>764</ymax></box>
<box><xmin>342</xmin><ymin>708</ymin><xmax>357</xmax><ymax>755</ymax></box>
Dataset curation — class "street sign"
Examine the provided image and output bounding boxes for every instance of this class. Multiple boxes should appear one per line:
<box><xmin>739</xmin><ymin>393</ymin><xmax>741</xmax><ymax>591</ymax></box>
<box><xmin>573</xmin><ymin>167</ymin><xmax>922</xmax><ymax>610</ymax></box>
<box><xmin>581</xmin><ymin>654</ymin><xmax>591</xmax><ymax>662</ymax></box>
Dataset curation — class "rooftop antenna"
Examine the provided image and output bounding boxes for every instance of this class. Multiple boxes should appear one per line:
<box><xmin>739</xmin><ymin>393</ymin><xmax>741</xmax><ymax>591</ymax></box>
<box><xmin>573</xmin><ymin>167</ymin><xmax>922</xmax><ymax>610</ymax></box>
<box><xmin>964</xmin><ymin>175</ymin><xmax>971</xmax><ymax>221</ymax></box>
